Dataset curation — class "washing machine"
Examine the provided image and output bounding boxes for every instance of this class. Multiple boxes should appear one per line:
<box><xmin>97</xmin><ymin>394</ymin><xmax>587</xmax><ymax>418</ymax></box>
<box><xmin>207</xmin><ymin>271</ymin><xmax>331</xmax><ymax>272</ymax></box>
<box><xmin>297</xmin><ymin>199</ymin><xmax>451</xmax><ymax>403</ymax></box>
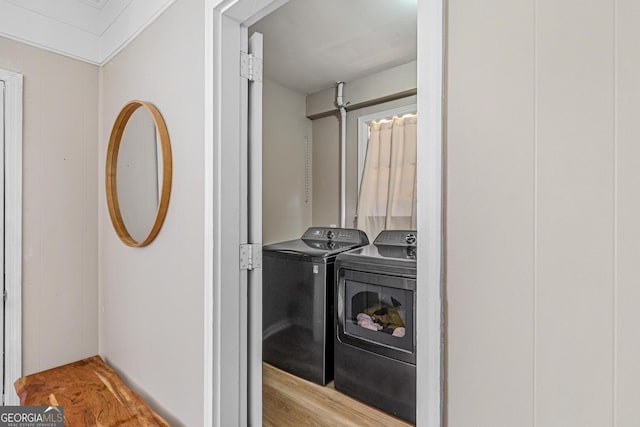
<box><xmin>334</xmin><ymin>230</ymin><xmax>417</xmax><ymax>423</ymax></box>
<box><xmin>262</xmin><ymin>227</ymin><xmax>369</xmax><ymax>385</ymax></box>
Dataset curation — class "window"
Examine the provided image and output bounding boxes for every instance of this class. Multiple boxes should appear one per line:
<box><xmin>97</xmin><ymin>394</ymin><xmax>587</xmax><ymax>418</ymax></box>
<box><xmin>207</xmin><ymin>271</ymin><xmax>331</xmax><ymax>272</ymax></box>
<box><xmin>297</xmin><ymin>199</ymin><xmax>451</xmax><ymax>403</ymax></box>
<box><xmin>356</xmin><ymin>105</ymin><xmax>417</xmax><ymax>241</ymax></box>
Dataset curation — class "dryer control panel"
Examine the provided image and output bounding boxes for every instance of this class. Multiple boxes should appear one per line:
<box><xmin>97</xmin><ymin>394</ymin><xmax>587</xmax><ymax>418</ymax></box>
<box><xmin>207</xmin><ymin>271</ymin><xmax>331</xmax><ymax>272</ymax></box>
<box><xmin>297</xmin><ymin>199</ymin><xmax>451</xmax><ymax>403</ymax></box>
<box><xmin>302</xmin><ymin>227</ymin><xmax>369</xmax><ymax>244</ymax></box>
<box><xmin>373</xmin><ymin>230</ymin><xmax>418</xmax><ymax>247</ymax></box>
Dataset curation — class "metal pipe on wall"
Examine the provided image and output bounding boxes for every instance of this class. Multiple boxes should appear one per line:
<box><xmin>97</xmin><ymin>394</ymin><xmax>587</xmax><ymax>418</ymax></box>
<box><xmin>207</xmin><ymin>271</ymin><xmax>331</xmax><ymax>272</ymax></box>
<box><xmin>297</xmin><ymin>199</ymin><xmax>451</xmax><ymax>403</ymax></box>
<box><xmin>336</xmin><ymin>81</ymin><xmax>347</xmax><ymax>228</ymax></box>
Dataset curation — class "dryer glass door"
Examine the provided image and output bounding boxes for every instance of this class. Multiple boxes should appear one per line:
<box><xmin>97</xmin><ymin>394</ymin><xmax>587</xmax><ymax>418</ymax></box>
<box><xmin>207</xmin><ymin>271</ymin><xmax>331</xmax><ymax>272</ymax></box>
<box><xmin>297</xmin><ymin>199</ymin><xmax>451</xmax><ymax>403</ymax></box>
<box><xmin>337</xmin><ymin>269</ymin><xmax>416</xmax><ymax>364</ymax></box>
<box><xmin>344</xmin><ymin>280</ymin><xmax>413</xmax><ymax>352</ymax></box>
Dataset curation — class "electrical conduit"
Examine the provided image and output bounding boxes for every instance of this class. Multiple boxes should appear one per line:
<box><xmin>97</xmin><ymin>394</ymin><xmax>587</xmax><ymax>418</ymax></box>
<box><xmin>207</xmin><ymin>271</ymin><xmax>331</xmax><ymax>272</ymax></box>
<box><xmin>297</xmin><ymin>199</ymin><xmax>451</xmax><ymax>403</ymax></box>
<box><xmin>336</xmin><ymin>81</ymin><xmax>347</xmax><ymax>228</ymax></box>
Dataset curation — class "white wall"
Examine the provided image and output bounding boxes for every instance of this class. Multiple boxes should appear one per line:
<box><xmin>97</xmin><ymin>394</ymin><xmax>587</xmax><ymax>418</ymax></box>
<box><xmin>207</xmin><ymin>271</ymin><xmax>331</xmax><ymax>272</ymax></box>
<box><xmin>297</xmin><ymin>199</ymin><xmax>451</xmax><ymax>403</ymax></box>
<box><xmin>615</xmin><ymin>2</ymin><xmax>640</xmax><ymax>422</ymax></box>
<box><xmin>447</xmin><ymin>0</ymin><xmax>640</xmax><ymax>425</ymax></box>
<box><xmin>311</xmin><ymin>114</ymin><xmax>340</xmax><ymax>227</ymax></box>
<box><xmin>0</xmin><ymin>36</ymin><xmax>99</xmax><ymax>375</ymax></box>
<box><xmin>262</xmin><ymin>78</ymin><xmax>312</xmax><ymax>244</ymax></box>
<box><xmin>99</xmin><ymin>0</ymin><xmax>204</xmax><ymax>425</ymax></box>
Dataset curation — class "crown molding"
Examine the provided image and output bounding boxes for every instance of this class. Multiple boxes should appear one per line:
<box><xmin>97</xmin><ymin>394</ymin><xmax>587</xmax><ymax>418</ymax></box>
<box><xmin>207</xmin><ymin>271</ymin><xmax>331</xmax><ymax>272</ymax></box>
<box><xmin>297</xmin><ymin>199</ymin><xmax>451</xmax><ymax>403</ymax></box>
<box><xmin>0</xmin><ymin>0</ymin><xmax>175</xmax><ymax>66</ymax></box>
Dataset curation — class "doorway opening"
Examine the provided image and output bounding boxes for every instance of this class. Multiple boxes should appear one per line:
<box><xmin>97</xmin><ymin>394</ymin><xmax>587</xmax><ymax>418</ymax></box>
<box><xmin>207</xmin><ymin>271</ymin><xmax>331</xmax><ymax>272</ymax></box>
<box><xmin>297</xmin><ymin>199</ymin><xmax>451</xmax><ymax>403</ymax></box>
<box><xmin>251</xmin><ymin>0</ymin><xmax>418</xmax><ymax>424</ymax></box>
<box><xmin>204</xmin><ymin>0</ymin><xmax>443</xmax><ymax>425</ymax></box>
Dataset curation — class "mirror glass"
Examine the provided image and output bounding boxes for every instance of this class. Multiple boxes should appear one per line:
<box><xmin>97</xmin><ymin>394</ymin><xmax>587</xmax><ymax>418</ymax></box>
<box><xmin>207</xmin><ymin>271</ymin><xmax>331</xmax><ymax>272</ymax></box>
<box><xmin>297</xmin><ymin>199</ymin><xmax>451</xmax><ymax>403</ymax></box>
<box><xmin>106</xmin><ymin>101</ymin><xmax>172</xmax><ymax>247</ymax></box>
<box><xmin>116</xmin><ymin>108</ymin><xmax>161</xmax><ymax>242</ymax></box>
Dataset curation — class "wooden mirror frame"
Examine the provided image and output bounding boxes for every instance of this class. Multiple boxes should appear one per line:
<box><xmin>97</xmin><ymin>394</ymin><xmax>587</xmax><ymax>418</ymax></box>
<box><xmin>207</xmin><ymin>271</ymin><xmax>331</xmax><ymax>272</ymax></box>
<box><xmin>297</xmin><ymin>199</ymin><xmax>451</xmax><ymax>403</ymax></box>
<box><xmin>106</xmin><ymin>100</ymin><xmax>172</xmax><ymax>247</ymax></box>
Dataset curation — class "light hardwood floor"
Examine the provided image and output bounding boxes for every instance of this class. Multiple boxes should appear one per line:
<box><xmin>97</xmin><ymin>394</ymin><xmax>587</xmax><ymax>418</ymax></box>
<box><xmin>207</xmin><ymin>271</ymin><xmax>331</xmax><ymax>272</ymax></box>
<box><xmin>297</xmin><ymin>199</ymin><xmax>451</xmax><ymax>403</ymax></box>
<box><xmin>263</xmin><ymin>363</ymin><xmax>414</xmax><ymax>426</ymax></box>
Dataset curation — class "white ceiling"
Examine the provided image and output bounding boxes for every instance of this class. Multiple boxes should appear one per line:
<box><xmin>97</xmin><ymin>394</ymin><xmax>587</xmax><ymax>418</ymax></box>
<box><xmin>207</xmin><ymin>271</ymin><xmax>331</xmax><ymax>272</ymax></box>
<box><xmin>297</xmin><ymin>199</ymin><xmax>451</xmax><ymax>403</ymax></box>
<box><xmin>250</xmin><ymin>0</ymin><xmax>417</xmax><ymax>94</ymax></box>
<box><xmin>0</xmin><ymin>0</ymin><xmax>416</xmax><ymax>77</ymax></box>
<box><xmin>0</xmin><ymin>0</ymin><xmax>175</xmax><ymax>64</ymax></box>
<box><xmin>77</xmin><ymin>0</ymin><xmax>110</xmax><ymax>8</ymax></box>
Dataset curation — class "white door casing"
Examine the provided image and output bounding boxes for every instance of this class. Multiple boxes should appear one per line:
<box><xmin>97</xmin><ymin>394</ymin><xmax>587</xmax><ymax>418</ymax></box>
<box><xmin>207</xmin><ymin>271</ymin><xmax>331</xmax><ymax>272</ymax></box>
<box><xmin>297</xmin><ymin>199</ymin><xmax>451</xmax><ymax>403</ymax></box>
<box><xmin>204</xmin><ymin>8</ymin><xmax>244</xmax><ymax>427</ymax></box>
<box><xmin>416</xmin><ymin>1</ymin><xmax>445</xmax><ymax>425</ymax></box>
<box><xmin>0</xmin><ymin>68</ymin><xmax>23</xmax><ymax>406</ymax></box>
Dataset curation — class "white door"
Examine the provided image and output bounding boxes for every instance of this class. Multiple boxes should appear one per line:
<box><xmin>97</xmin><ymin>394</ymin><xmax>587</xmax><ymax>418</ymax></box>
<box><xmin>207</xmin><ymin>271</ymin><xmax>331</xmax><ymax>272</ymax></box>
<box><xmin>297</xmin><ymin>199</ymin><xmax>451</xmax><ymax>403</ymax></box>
<box><xmin>247</xmin><ymin>32</ymin><xmax>263</xmax><ymax>427</ymax></box>
<box><xmin>240</xmin><ymin>30</ymin><xmax>264</xmax><ymax>427</ymax></box>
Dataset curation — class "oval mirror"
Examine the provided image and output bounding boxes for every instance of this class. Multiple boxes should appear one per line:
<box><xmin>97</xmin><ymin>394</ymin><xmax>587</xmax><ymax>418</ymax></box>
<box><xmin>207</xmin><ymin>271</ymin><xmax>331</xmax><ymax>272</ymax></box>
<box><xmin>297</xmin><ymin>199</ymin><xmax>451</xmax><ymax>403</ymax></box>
<box><xmin>106</xmin><ymin>100</ymin><xmax>172</xmax><ymax>247</ymax></box>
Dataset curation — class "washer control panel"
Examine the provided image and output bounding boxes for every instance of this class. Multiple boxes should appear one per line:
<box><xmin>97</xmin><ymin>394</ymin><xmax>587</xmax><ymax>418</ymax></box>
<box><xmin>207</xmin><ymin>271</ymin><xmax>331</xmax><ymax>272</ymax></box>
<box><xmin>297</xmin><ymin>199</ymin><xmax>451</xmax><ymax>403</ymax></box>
<box><xmin>373</xmin><ymin>230</ymin><xmax>418</xmax><ymax>247</ymax></box>
<box><xmin>302</xmin><ymin>227</ymin><xmax>369</xmax><ymax>244</ymax></box>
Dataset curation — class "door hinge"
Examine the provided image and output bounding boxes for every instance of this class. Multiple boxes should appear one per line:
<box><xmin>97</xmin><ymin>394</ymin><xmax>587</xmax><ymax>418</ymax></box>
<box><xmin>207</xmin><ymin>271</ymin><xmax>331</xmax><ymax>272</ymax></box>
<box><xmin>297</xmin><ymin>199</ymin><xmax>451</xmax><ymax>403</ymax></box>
<box><xmin>240</xmin><ymin>243</ymin><xmax>262</xmax><ymax>271</ymax></box>
<box><xmin>240</xmin><ymin>51</ymin><xmax>263</xmax><ymax>83</ymax></box>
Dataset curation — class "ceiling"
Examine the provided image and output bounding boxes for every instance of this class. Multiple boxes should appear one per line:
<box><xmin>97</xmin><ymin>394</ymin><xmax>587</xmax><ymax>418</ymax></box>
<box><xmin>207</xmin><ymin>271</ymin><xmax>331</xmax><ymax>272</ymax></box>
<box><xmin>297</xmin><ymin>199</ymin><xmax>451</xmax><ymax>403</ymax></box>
<box><xmin>0</xmin><ymin>0</ymin><xmax>175</xmax><ymax>64</ymax></box>
<box><xmin>0</xmin><ymin>0</ymin><xmax>417</xmax><ymax>76</ymax></box>
<box><xmin>250</xmin><ymin>0</ymin><xmax>417</xmax><ymax>94</ymax></box>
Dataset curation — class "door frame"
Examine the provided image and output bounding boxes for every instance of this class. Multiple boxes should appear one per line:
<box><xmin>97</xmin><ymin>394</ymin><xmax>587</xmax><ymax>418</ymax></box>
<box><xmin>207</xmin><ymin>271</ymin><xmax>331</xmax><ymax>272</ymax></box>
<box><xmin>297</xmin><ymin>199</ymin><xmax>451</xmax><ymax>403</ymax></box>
<box><xmin>0</xmin><ymin>68</ymin><xmax>23</xmax><ymax>406</ymax></box>
<box><xmin>204</xmin><ymin>0</ymin><xmax>445</xmax><ymax>425</ymax></box>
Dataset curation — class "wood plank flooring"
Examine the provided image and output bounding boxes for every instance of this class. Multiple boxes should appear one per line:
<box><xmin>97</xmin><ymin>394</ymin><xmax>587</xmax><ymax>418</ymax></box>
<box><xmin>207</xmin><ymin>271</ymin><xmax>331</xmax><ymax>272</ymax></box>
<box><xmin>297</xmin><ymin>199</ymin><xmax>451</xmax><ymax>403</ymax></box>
<box><xmin>263</xmin><ymin>363</ymin><xmax>413</xmax><ymax>427</ymax></box>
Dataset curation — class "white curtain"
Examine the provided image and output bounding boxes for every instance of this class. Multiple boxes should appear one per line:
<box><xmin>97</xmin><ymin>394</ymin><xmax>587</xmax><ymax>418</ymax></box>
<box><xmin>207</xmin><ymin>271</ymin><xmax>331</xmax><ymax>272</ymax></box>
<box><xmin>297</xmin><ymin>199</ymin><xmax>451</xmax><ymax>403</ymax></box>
<box><xmin>356</xmin><ymin>114</ymin><xmax>417</xmax><ymax>241</ymax></box>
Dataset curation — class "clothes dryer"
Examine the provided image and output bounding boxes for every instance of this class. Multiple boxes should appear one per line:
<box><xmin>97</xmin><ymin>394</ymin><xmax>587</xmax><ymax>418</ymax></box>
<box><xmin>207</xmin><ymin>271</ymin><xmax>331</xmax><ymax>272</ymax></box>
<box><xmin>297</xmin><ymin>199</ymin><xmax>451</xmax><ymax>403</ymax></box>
<box><xmin>334</xmin><ymin>230</ymin><xmax>417</xmax><ymax>423</ymax></box>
